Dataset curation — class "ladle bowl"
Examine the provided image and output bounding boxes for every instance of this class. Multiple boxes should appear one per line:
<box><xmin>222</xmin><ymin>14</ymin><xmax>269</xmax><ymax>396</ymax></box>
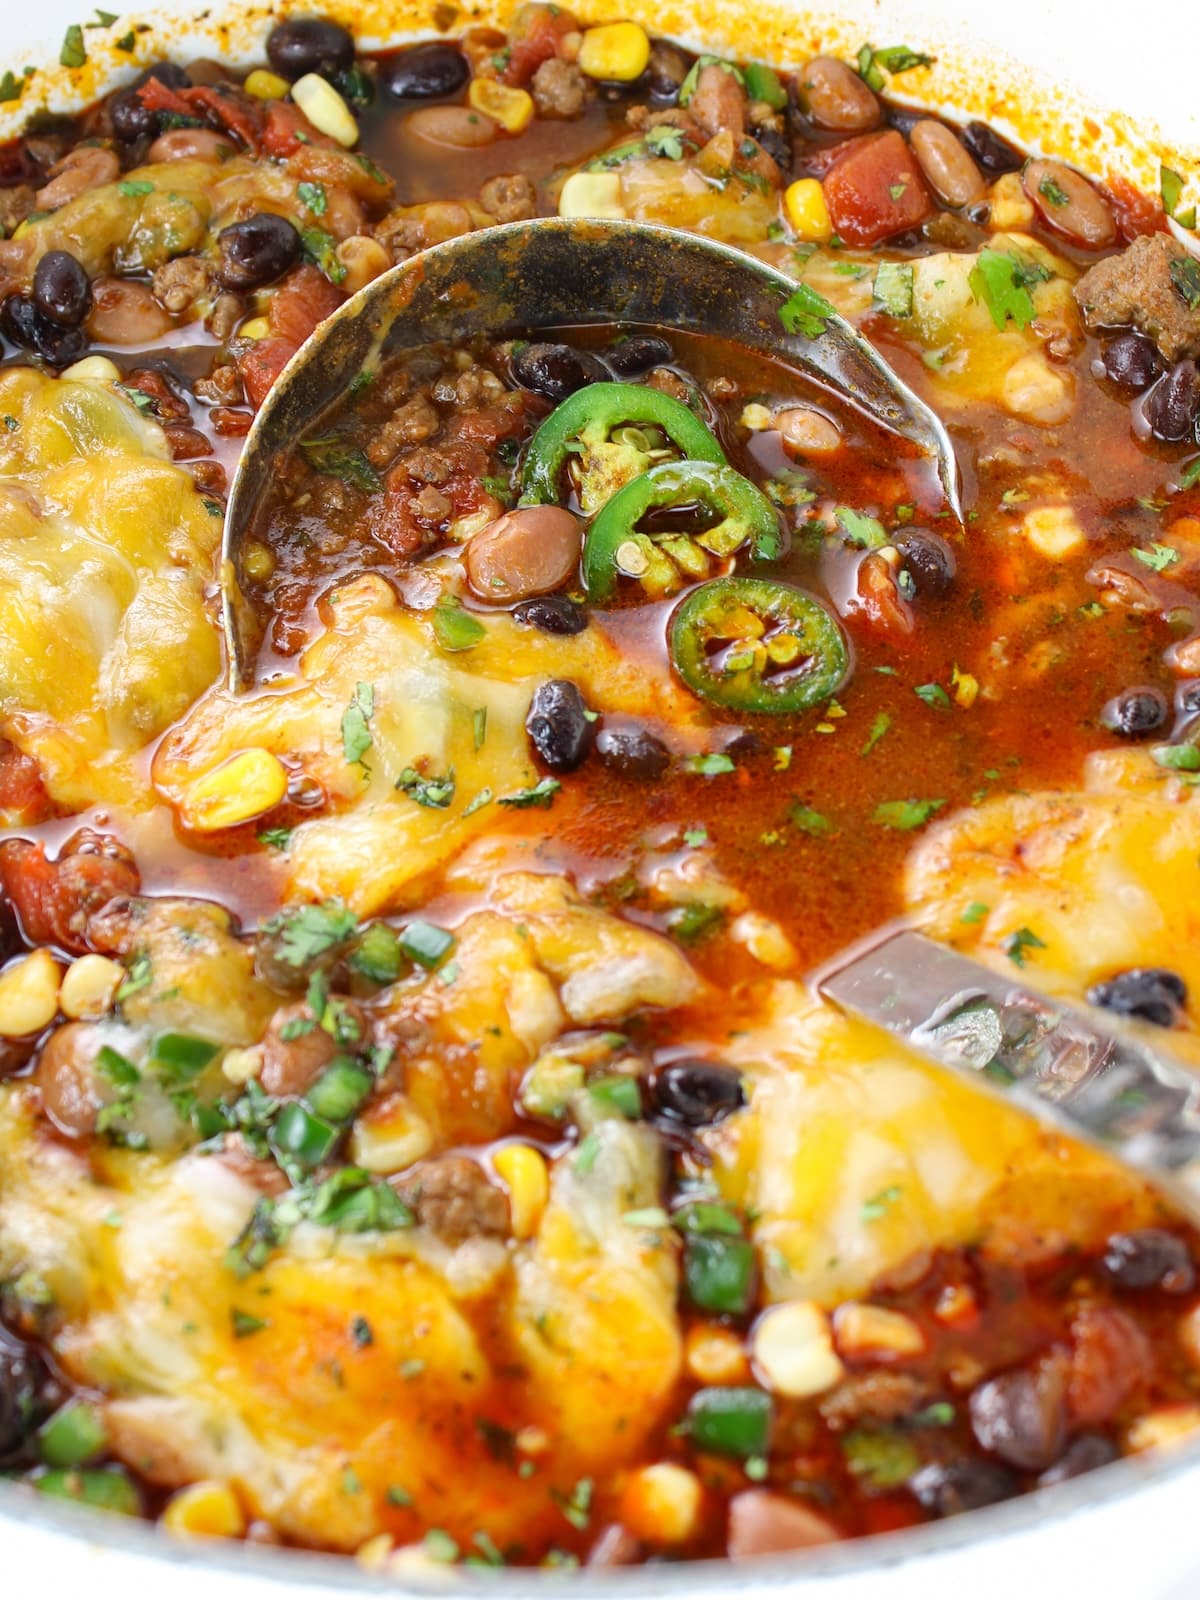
<box><xmin>221</xmin><ymin>217</ymin><xmax>962</xmax><ymax>686</ymax></box>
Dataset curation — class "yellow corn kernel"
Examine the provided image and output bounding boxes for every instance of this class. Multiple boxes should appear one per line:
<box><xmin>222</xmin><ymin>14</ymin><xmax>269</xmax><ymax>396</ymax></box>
<box><xmin>357</xmin><ymin>1533</ymin><xmax>396</xmax><ymax>1572</ymax></box>
<box><xmin>291</xmin><ymin>72</ymin><xmax>359</xmax><ymax>148</ymax></box>
<box><xmin>182</xmin><ymin>749</ymin><xmax>289</xmax><ymax>833</ymax></box>
<box><xmin>0</xmin><ymin>950</ymin><xmax>61</xmax><ymax>1038</ymax></box>
<box><xmin>162</xmin><ymin>1480</ymin><xmax>246</xmax><ymax>1540</ymax></box>
<box><xmin>467</xmin><ymin>77</ymin><xmax>534</xmax><ymax>135</ymax></box>
<box><xmin>241</xmin><ymin>539</ymin><xmax>275</xmax><ymax>582</ymax></box>
<box><xmin>951</xmin><ymin>663</ymin><xmax>979</xmax><ymax>709</ymax></box>
<box><xmin>578</xmin><ymin>21</ymin><xmax>651</xmax><ymax>83</ymax></box>
<box><xmin>783</xmin><ymin>178</ymin><xmax>832</xmax><ymax>243</ymax></box>
<box><xmin>238</xmin><ymin>315</ymin><xmax>271</xmax><ymax>341</ymax></box>
<box><xmin>59</xmin><ymin>954</ymin><xmax>125</xmax><ymax>1021</ymax></box>
<box><xmin>350</xmin><ymin>1099</ymin><xmax>433</xmax><ymax>1174</ymax></box>
<box><xmin>684</xmin><ymin>1324</ymin><xmax>750</xmax><ymax>1386</ymax></box>
<box><xmin>221</xmin><ymin>1046</ymin><xmax>263</xmax><ymax>1086</ymax></box>
<box><xmin>740</xmin><ymin>402</ymin><xmax>772</xmax><ymax>431</ymax></box>
<box><xmin>752</xmin><ymin>1301</ymin><xmax>844</xmax><ymax>1398</ymax></box>
<box><xmin>244</xmin><ymin>68</ymin><xmax>291</xmax><ymax>101</ymax></box>
<box><xmin>621</xmin><ymin>1463</ymin><xmax>703</xmax><ymax>1544</ymax></box>
<box><xmin>989</xmin><ymin>171</ymin><xmax>1034</xmax><ymax>231</ymax></box>
<box><xmin>492</xmin><ymin>1142</ymin><xmax>549</xmax><ymax>1238</ymax></box>
<box><xmin>1126</xmin><ymin>1404</ymin><xmax>1200</xmax><ymax>1453</ymax></box>
<box><xmin>62</xmin><ymin>355</ymin><xmax>122</xmax><ymax>384</ymax></box>
<box><xmin>558</xmin><ymin>171</ymin><xmax>626</xmax><ymax>220</ymax></box>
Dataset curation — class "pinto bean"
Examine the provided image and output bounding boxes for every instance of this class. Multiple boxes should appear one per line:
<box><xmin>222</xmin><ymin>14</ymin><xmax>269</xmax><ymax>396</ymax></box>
<box><xmin>776</xmin><ymin>406</ymin><xmax>842</xmax><ymax>457</ymax></box>
<box><xmin>35</xmin><ymin>1021</ymin><xmax>107</xmax><ymax>1137</ymax></box>
<box><xmin>87</xmin><ymin>278</ymin><xmax>175</xmax><ymax>344</ymax></box>
<box><xmin>406</xmin><ymin>105</ymin><xmax>497</xmax><ymax>148</ymax></box>
<box><xmin>465</xmin><ymin>505</ymin><xmax>583</xmax><ymax>602</ymax></box>
<box><xmin>259</xmin><ymin>996</ymin><xmax>368</xmax><ymax>1098</ymax></box>
<box><xmin>909</xmin><ymin>120</ymin><xmax>986</xmax><ymax>207</ymax></box>
<box><xmin>969</xmin><ymin>1359</ymin><xmax>1068</xmax><ymax>1471</ymax></box>
<box><xmin>1023</xmin><ymin>158</ymin><xmax>1116</xmax><ymax>247</ymax></box>
<box><xmin>727</xmin><ymin>1491</ymin><xmax>841</xmax><ymax>1557</ymax></box>
<box><xmin>794</xmin><ymin>56</ymin><xmax>881</xmax><ymax>134</ymax></box>
<box><xmin>34</xmin><ymin>146</ymin><xmax>120</xmax><ymax>211</ymax></box>
<box><xmin>147</xmin><ymin>127</ymin><xmax>237</xmax><ymax>163</ymax></box>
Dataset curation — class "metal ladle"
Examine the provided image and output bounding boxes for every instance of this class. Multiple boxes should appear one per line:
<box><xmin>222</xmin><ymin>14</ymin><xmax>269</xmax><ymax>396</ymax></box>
<box><xmin>220</xmin><ymin>217</ymin><xmax>961</xmax><ymax>687</ymax></box>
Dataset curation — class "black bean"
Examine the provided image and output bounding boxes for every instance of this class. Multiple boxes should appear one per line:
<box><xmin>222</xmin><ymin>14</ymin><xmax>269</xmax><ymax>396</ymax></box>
<box><xmin>595</xmin><ymin>725</ymin><xmax>670</xmax><ymax>780</ymax></box>
<box><xmin>266</xmin><ymin>18</ymin><xmax>356</xmax><ymax>82</ymax></box>
<box><xmin>379</xmin><ymin>42</ymin><xmax>469</xmax><ymax>101</ymax></box>
<box><xmin>652</xmin><ymin>1058</ymin><xmax>745</xmax><ymax>1126</ymax></box>
<box><xmin>1101</xmin><ymin>331</ymin><xmax>1164</xmax><ymax>394</ymax></box>
<box><xmin>512</xmin><ymin>595</ymin><xmax>589</xmax><ymax>635</ymax></box>
<box><xmin>141</xmin><ymin>60</ymin><xmax>190</xmax><ymax>90</ymax></box>
<box><xmin>526</xmin><ymin>679</ymin><xmax>594</xmax><ymax>773</ymax></box>
<box><xmin>604</xmin><ymin>334</ymin><xmax>674</xmax><ymax>377</ymax></box>
<box><xmin>645</xmin><ymin>42</ymin><xmax>687</xmax><ymax>103</ymax></box>
<box><xmin>512</xmin><ymin>342</ymin><xmax>608</xmax><ymax>405</ymax></box>
<box><xmin>1100</xmin><ymin>686</ymin><xmax>1168</xmax><ymax>738</ymax></box>
<box><xmin>0</xmin><ymin>1339</ymin><xmax>50</xmax><ymax>1460</ymax></box>
<box><xmin>969</xmin><ymin>1365</ymin><xmax>1067</xmax><ymax>1471</ymax></box>
<box><xmin>1102</xmin><ymin>1229</ymin><xmax>1196</xmax><ymax>1294</ymax></box>
<box><xmin>216</xmin><ymin>213</ymin><xmax>302</xmax><ymax>291</ymax></box>
<box><xmin>1178</xmin><ymin>681</ymin><xmax>1200</xmax><ymax>718</ymax></box>
<box><xmin>109</xmin><ymin>88</ymin><xmax>156</xmax><ymax>143</ymax></box>
<box><xmin>897</xmin><ymin>529</ymin><xmax>956</xmax><ymax>598</ymax></box>
<box><xmin>32</xmin><ymin>251</ymin><xmax>92</xmax><ymax>328</ymax></box>
<box><xmin>1037</xmin><ymin>1432</ymin><xmax>1119</xmax><ymax>1487</ymax></box>
<box><xmin>752</xmin><ymin>126</ymin><xmax>792</xmax><ymax>175</ymax></box>
<box><xmin>886</xmin><ymin>105</ymin><xmax>925</xmax><ymax>138</ymax></box>
<box><xmin>909</xmin><ymin>1458</ymin><xmax>1019</xmax><ymax>1517</ymax></box>
<box><xmin>961</xmin><ymin>120</ymin><xmax>1024</xmax><ymax>175</ymax></box>
<box><xmin>0</xmin><ymin>294</ymin><xmax>89</xmax><ymax>367</ymax></box>
<box><xmin>1087</xmin><ymin>967</ymin><xmax>1187</xmax><ymax>1028</ymax></box>
<box><xmin>1142</xmin><ymin>360</ymin><xmax>1200</xmax><ymax>443</ymax></box>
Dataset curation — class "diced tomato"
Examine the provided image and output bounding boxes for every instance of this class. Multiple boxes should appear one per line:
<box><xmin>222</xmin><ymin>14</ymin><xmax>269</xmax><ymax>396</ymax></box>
<box><xmin>237</xmin><ymin>336</ymin><xmax>298</xmax><ymax>410</ymax></box>
<box><xmin>135</xmin><ymin>74</ymin><xmax>192</xmax><ymax>119</ymax></box>
<box><xmin>267</xmin><ymin>264</ymin><xmax>345</xmax><ymax>346</ymax></box>
<box><xmin>0</xmin><ymin>832</ymin><xmax>139</xmax><ymax>953</ymax></box>
<box><xmin>823</xmin><ymin>129</ymin><xmax>934</xmax><ymax>247</ymax></box>
<box><xmin>260</xmin><ymin>99</ymin><xmax>339</xmax><ymax>158</ymax></box>
<box><xmin>0</xmin><ymin>742</ymin><xmax>50</xmax><ymax>824</ymax></box>
<box><xmin>182</xmin><ymin>85</ymin><xmax>262</xmax><ymax>153</ymax></box>
<box><xmin>1107</xmin><ymin>173</ymin><xmax>1168</xmax><ymax>242</ymax></box>
<box><xmin>1067</xmin><ymin>1305</ymin><xmax>1151</xmax><ymax>1425</ymax></box>
<box><xmin>503</xmin><ymin>2</ymin><xmax>578</xmax><ymax>86</ymax></box>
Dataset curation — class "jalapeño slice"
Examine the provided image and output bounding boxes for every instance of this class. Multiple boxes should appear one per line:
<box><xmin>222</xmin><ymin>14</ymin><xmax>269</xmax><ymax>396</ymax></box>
<box><xmin>519</xmin><ymin>381</ymin><xmax>726</xmax><ymax>513</ymax></box>
<box><xmin>582</xmin><ymin>460</ymin><xmax>784</xmax><ymax>602</ymax></box>
<box><xmin>670</xmin><ymin>575</ymin><xmax>849</xmax><ymax>715</ymax></box>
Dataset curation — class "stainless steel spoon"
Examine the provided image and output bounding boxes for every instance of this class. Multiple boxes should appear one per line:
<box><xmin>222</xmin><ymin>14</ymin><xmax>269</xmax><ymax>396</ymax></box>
<box><xmin>220</xmin><ymin>216</ymin><xmax>962</xmax><ymax>687</ymax></box>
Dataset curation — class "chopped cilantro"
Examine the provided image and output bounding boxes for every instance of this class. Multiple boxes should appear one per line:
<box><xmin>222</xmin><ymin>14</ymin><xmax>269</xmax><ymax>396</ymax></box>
<box><xmin>116</xmin><ymin>952</ymin><xmax>152</xmax><ymax>1001</ymax></box>
<box><xmin>258</xmin><ymin>826</ymin><xmax>293</xmax><ymax>851</ymax></box>
<box><xmin>118</xmin><ymin>179</ymin><xmax>155</xmax><ymax>198</ymax></box>
<box><xmin>789</xmin><ymin>802</ymin><xmax>833</xmax><ymax>836</ymax></box>
<box><xmin>1170</xmin><ymin>255</ymin><xmax>1200</xmax><ymax>310</ymax></box>
<box><xmin>645</xmin><ymin>124</ymin><xmax>685</xmax><ymax>160</ymax></box>
<box><xmin>835</xmin><ymin>505</ymin><xmax>889</xmax><ymax>548</ymax></box>
<box><xmin>872</xmin><ymin>797</ymin><xmax>944</xmax><ymax>830</ymax></box>
<box><xmin>683</xmin><ymin>826</ymin><xmax>709</xmax><ymax>847</ymax></box>
<box><xmin>778</xmin><ymin>282</ymin><xmax>836</xmax><ymax>338</ymax></box>
<box><xmin>341</xmin><ymin>681</ymin><xmax>375</xmax><ymax>768</ymax></box>
<box><xmin>861</xmin><ymin>1183</ymin><xmax>902</xmax><ymax>1221</ymax></box>
<box><xmin>861</xmin><ymin>711</ymin><xmax>891</xmax><ymax>755</ymax></box>
<box><xmin>1038</xmin><ymin>175</ymin><xmax>1069</xmax><ymax>207</ymax></box>
<box><xmin>667</xmin><ymin>902</ymin><xmax>724</xmax><ymax>943</ymax></box>
<box><xmin>1132</xmin><ymin>543</ymin><xmax>1180</xmax><ymax>572</ymax></box>
<box><xmin>1179</xmin><ymin>458</ymin><xmax>1200</xmax><ymax>491</ymax></box>
<box><xmin>1003</xmin><ymin>926</ymin><xmax>1046</xmax><ymax>966</ymax></box>
<box><xmin>423</xmin><ymin>1529</ymin><xmax>460</xmax><ymax>1563</ymax></box>
<box><xmin>914</xmin><ymin>682</ymin><xmax>951</xmax><ymax>708</ymax></box>
<box><xmin>888</xmin><ymin>180</ymin><xmax>908</xmax><ymax>201</ymax></box>
<box><xmin>498</xmin><ymin>777</ymin><xmax>561</xmax><ymax>808</ymax></box>
<box><xmin>350</xmin><ymin>1314</ymin><xmax>373</xmax><ymax>1347</ymax></box>
<box><xmin>300</xmin><ymin>226</ymin><xmax>347</xmax><ymax>284</ymax></box>
<box><xmin>395</xmin><ymin>766</ymin><xmax>455</xmax><ymax>808</ymax></box>
<box><xmin>873</xmin><ymin>260</ymin><xmax>914</xmax><ymax>317</ymax></box>
<box><xmin>298</xmin><ymin>436</ymin><xmax>380</xmax><ymax>492</ymax></box>
<box><xmin>960</xmin><ymin>900</ymin><xmax>989</xmax><ymax>925</ymax></box>
<box><xmin>0</xmin><ymin>72</ymin><xmax>25</xmax><ymax>103</ymax></box>
<box><xmin>858</xmin><ymin>42</ymin><xmax>934</xmax><ymax>91</ymax></box>
<box><xmin>231</xmin><ymin>1308</ymin><xmax>269</xmax><ymax>1339</ymax></box>
<box><xmin>297</xmin><ymin>180</ymin><xmax>327</xmax><ymax>215</ymax></box>
<box><xmin>968</xmin><ymin>248</ymin><xmax>1051</xmax><ymax>332</ymax></box>
<box><xmin>60</xmin><ymin>24</ymin><xmax>86</xmax><ymax>68</ymax></box>
<box><xmin>685</xmin><ymin>752</ymin><xmax>735</xmax><ymax>777</ymax></box>
<box><xmin>678</xmin><ymin>54</ymin><xmax>744</xmax><ymax>106</ymax></box>
<box><xmin>261</xmin><ymin>901</ymin><xmax>358</xmax><ymax>968</ymax></box>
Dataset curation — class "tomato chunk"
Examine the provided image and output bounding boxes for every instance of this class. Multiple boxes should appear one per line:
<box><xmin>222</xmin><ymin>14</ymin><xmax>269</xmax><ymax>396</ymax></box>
<box><xmin>823</xmin><ymin>129</ymin><xmax>933</xmax><ymax>247</ymax></box>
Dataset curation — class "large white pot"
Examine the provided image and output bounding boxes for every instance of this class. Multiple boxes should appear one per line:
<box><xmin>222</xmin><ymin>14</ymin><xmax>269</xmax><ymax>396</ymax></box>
<box><xmin>1</xmin><ymin>0</ymin><xmax>1198</xmax><ymax>1593</ymax></box>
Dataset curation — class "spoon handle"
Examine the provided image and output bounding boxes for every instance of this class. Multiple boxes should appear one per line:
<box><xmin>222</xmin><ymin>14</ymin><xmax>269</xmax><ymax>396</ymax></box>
<box><xmin>819</xmin><ymin>929</ymin><xmax>1200</xmax><ymax>1221</ymax></box>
